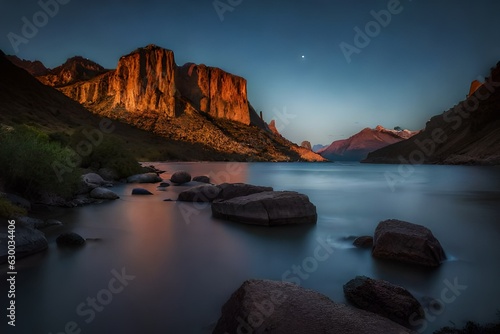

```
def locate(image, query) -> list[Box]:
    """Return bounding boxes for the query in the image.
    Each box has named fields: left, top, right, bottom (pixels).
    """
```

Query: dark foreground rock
left=127, top=173, right=162, bottom=183
left=372, top=219, right=446, bottom=267
left=212, top=191, right=317, bottom=226
left=132, top=188, right=153, bottom=195
left=56, top=232, right=86, bottom=246
left=212, top=279, right=414, bottom=334
left=170, top=171, right=191, bottom=184
left=217, top=183, right=273, bottom=201
left=343, top=276, right=424, bottom=327
left=0, top=225, right=48, bottom=264
left=177, top=184, right=221, bottom=202
left=353, top=236, right=373, bottom=248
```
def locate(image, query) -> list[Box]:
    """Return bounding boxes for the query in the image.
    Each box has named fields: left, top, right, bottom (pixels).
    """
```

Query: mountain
left=37, top=56, right=109, bottom=87
left=312, top=144, right=327, bottom=152
left=318, top=126, right=419, bottom=161
left=6, top=55, right=49, bottom=76
left=5, top=45, right=325, bottom=162
left=364, top=63, right=500, bottom=165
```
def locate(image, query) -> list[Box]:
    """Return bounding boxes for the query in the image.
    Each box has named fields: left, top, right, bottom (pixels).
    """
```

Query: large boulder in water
left=372, top=219, right=446, bottom=267
left=193, top=175, right=210, bottom=183
left=212, top=191, right=317, bottom=226
left=132, top=188, right=153, bottom=195
left=170, top=171, right=192, bottom=184
left=212, top=279, right=413, bottom=334
left=177, top=184, right=221, bottom=202
left=343, top=275, right=424, bottom=327
left=56, top=232, right=86, bottom=246
left=216, top=183, right=273, bottom=201
left=0, top=225, right=48, bottom=264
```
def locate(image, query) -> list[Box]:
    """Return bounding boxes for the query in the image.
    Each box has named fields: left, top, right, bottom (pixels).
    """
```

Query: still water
left=2, top=162, right=500, bottom=333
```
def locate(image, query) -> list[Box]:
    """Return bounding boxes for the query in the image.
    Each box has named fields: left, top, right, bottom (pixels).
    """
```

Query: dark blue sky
left=1, top=0, right=500, bottom=145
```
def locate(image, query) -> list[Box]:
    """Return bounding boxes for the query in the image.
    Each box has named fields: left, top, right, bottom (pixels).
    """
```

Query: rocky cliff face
left=319, top=126, right=419, bottom=161
left=364, top=62, right=500, bottom=165
left=37, top=56, right=108, bottom=87
left=5, top=46, right=325, bottom=162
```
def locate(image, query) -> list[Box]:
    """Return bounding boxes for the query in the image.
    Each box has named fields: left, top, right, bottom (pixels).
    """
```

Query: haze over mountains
left=3, top=45, right=325, bottom=162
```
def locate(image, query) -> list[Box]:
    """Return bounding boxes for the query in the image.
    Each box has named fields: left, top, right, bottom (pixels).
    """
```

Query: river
left=2, top=162, right=500, bottom=333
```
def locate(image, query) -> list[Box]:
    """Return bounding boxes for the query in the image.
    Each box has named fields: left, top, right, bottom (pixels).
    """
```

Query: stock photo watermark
left=385, top=76, right=500, bottom=191
left=7, top=0, right=72, bottom=54
left=213, top=0, right=243, bottom=22
left=339, top=0, right=409, bottom=64
left=48, top=267, right=135, bottom=334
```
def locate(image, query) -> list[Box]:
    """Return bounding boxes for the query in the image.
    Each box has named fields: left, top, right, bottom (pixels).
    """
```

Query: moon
left=301, top=55, right=305, bottom=59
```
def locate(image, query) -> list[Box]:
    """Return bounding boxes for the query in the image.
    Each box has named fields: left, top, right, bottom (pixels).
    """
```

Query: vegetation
left=0, top=125, right=81, bottom=199
left=435, top=316, right=500, bottom=334
left=0, top=196, right=27, bottom=218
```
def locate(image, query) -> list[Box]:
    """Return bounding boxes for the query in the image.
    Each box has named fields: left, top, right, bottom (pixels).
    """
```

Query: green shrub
left=0, top=125, right=80, bottom=198
left=69, top=128, right=142, bottom=178
left=0, top=196, right=27, bottom=218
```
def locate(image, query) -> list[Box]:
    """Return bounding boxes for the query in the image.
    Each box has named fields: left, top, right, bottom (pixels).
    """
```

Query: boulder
left=132, top=188, right=153, bottom=195
left=170, top=171, right=192, bottom=184
left=193, top=175, right=210, bottom=183
left=343, top=276, right=424, bottom=327
left=211, top=191, right=317, bottom=226
left=159, top=182, right=170, bottom=187
left=56, top=232, right=86, bottom=246
left=216, top=183, right=273, bottom=201
left=372, top=219, right=446, bottom=267
left=212, top=279, right=413, bottom=334
left=17, top=216, right=45, bottom=229
left=127, top=173, right=162, bottom=183
left=177, top=184, right=221, bottom=202
left=0, top=225, right=48, bottom=264
left=89, top=187, right=120, bottom=200
left=353, top=236, right=373, bottom=248
left=82, top=172, right=105, bottom=186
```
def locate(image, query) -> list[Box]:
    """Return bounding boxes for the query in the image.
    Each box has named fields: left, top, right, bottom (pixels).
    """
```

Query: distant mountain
left=364, top=64, right=500, bottom=165
left=5, top=45, right=325, bottom=162
left=318, top=126, right=419, bottom=161
left=6, top=55, right=49, bottom=76
left=312, top=144, right=327, bottom=152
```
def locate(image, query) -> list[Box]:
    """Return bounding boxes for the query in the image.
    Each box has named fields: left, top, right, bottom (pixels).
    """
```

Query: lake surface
left=2, top=162, right=500, bottom=334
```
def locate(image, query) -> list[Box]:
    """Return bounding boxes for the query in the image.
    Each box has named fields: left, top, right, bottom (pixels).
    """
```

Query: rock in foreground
left=212, top=279, right=414, bottom=334
left=177, top=184, right=221, bottom=202
left=373, top=219, right=446, bottom=267
left=90, top=187, right=120, bottom=200
left=212, top=191, right=317, bottom=226
left=0, top=225, right=48, bottom=264
left=56, top=232, right=86, bottom=246
left=217, top=183, right=273, bottom=201
left=127, top=173, right=162, bottom=183
left=343, top=276, right=424, bottom=327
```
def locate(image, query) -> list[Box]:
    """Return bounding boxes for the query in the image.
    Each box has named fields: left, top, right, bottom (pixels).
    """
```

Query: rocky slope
left=318, top=126, right=419, bottom=161
left=364, top=62, right=500, bottom=165
left=4, top=46, right=325, bottom=162
left=37, top=56, right=108, bottom=87
left=6, top=55, right=49, bottom=76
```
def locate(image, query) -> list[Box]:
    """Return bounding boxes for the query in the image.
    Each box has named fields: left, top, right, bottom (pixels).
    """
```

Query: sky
left=1, top=0, right=500, bottom=146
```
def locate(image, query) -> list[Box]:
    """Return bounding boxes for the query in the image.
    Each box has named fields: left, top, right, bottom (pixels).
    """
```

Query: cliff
left=364, top=62, right=500, bottom=165
left=319, top=126, right=419, bottom=161
left=5, top=46, right=325, bottom=162
left=37, top=56, right=108, bottom=87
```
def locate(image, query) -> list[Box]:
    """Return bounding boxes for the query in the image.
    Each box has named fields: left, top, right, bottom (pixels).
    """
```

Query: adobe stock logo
left=7, top=0, right=71, bottom=54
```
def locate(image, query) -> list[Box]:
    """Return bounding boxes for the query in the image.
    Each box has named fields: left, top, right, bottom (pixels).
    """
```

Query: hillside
left=364, top=63, right=500, bottom=165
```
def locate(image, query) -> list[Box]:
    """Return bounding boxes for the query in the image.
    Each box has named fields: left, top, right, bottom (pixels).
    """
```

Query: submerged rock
left=353, top=236, right=373, bottom=248
left=372, top=219, right=446, bottom=267
left=56, top=232, right=86, bottom=246
left=212, top=191, right=317, bottom=226
left=127, top=173, right=162, bottom=183
left=193, top=175, right=210, bottom=183
left=90, top=187, right=120, bottom=200
left=212, top=279, right=413, bottom=334
left=343, top=275, right=424, bottom=327
left=132, top=188, right=153, bottom=195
